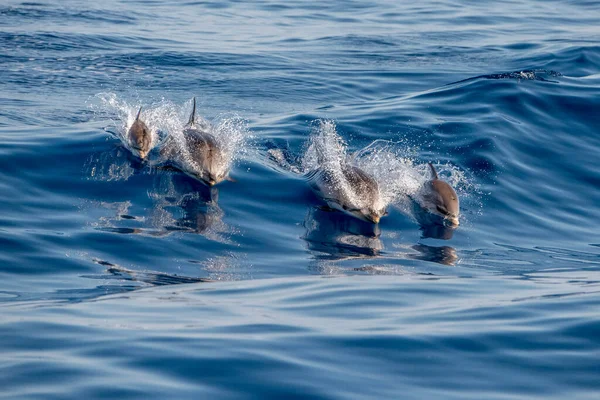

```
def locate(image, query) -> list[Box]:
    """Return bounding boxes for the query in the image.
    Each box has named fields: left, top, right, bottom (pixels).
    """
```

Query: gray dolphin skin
left=127, top=107, right=152, bottom=159
left=307, top=163, right=386, bottom=224
left=422, top=163, right=460, bottom=226
left=163, top=98, right=230, bottom=186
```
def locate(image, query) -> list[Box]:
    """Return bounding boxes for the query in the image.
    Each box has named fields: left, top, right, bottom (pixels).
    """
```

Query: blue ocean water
left=1, top=0, right=600, bottom=398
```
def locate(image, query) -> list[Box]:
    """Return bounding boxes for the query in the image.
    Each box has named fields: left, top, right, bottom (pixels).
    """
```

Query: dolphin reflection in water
left=90, top=172, right=231, bottom=242
left=147, top=174, right=232, bottom=242
left=303, top=207, right=459, bottom=273
left=408, top=243, right=458, bottom=266
left=303, top=206, right=383, bottom=261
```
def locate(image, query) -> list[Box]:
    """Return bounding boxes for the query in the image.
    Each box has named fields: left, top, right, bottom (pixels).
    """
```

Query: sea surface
left=1, top=0, right=600, bottom=399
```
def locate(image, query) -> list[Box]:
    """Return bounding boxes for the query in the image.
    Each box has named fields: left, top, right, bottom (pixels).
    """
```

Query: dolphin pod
left=119, top=100, right=461, bottom=229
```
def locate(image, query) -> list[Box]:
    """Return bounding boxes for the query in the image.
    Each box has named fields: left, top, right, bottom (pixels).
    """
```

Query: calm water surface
left=1, top=0, right=599, bottom=399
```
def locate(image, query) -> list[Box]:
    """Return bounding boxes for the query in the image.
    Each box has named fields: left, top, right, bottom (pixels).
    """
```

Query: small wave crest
left=452, top=69, right=562, bottom=85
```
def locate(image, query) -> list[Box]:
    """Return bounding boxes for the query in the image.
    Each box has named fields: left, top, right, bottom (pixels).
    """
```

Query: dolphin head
left=339, top=165, right=387, bottom=224
left=127, top=107, right=152, bottom=159
left=426, top=163, right=460, bottom=227
left=187, top=170, right=215, bottom=186
left=342, top=205, right=385, bottom=224
left=363, top=207, right=386, bottom=224
left=188, top=164, right=230, bottom=187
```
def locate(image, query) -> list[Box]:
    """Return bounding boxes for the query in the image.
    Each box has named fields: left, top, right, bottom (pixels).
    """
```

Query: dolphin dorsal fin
left=135, top=107, right=142, bottom=121
left=187, top=97, right=196, bottom=126
left=428, top=163, right=439, bottom=180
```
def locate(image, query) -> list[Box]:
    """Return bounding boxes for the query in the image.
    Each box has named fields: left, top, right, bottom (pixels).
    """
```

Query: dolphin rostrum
left=421, top=163, right=460, bottom=226
left=127, top=107, right=152, bottom=159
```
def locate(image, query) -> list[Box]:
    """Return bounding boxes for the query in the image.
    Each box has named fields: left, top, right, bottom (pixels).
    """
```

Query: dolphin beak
left=445, top=216, right=459, bottom=227
left=131, top=145, right=147, bottom=159
left=370, top=215, right=381, bottom=224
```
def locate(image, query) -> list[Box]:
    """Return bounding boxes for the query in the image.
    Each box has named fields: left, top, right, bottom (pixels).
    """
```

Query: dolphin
left=127, top=107, right=152, bottom=159
left=307, top=162, right=386, bottom=224
left=163, top=98, right=231, bottom=186
left=420, top=163, right=460, bottom=227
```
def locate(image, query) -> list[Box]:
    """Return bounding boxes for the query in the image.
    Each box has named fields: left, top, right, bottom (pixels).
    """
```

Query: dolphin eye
left=436, top=205, right=449, bottom=215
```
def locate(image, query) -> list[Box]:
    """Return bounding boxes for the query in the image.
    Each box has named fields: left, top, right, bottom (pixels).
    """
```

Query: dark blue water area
left=1, top=0, right=600, bottom=399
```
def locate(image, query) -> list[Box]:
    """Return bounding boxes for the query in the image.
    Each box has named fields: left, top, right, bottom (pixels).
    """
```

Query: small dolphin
left=421, top=163, right=460, bottom=226
left=127, top=107, right=152, bottom=159
left=161, top=98, right=232, bottom=186
left=307, top=162, right=386, bottom=224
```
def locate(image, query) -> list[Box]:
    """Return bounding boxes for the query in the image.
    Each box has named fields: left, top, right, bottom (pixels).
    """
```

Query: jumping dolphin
left=162, top=98, right=231, bottom=186
left=127, top=107, right=152, bottom=159
left=307, top=165, right=386, bottom=224
left=420, top=163, right=460, bottom=226
left=306, top=138, right=386, bottom=224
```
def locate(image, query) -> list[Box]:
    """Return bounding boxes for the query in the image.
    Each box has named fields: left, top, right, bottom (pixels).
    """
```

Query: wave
left=450, top=69, right=563, bottom=84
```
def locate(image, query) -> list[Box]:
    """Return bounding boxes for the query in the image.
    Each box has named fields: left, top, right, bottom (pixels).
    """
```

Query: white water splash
left=92, top=93, right=165, bottom=153
left=302, top=120, right=419, bottom=212
left=90, top=94, right=251, bottom=175
left=302, top=120, right=389, bottom=212
left=300, top=119, right=473, bottom=222
left=166, top=98, right=251, bottom=179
